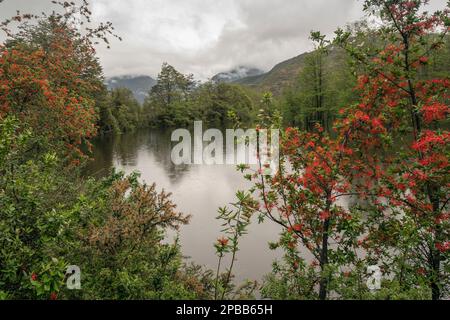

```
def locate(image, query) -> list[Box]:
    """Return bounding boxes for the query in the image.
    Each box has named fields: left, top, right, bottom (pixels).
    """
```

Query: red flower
left=306, top=141, right=315, bottom=149
left=419, top=56, right=429, bottom=64
left=435, top=242, right=450, bottom=253
left=387, top=100, right=398, bottom=108
left=417, top=268, right=426, bottom=276
left=421, top=103, right=448, bottom=124
left=31, top=273, right=38, bottom=282
left=217, top=237, right=229, bottom=247
left=412, top=131, right=449, bottom=153
left=371, top=118, right=384, bottom=133
left=355, top=110, right=370, bottom=122
left=319, top=210, right=331, bottom=221
left=435, top=213, right=449, bottom=224
left=50, top=292, right=58, bottom=300
left=288, top=241, right=296, bottom=249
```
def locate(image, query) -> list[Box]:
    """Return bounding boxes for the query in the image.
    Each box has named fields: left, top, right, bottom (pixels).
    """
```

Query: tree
left=195, top=82, right=254, bottom=126
left=1, top=2, right=220, bottom=300
left=239, top=122, right=364, bottom=300
left=240, top=0, right=449, bottom=301
left=100, top=87, right=142, bottom=134
left=335, top=0, right=450, bottom=300
left=0, top=3, right=117, bottom=162
left=0, top=116, right=75, bottom=299
left=282, top=31, right=356, bottom=131
left=61, top=171, right=201, bottom=299
left=145, top=63, right=196, bottom=127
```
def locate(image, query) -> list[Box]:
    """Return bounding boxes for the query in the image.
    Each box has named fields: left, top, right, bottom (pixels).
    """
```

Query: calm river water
left=85, top=128, right=283, bottom=283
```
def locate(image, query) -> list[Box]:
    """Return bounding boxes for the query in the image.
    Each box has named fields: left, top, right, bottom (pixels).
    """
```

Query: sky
left=0, top=0, right=447, bottom=80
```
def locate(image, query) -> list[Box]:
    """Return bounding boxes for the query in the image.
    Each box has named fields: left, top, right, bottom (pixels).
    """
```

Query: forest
left=0, top=0, right=449, bottom=301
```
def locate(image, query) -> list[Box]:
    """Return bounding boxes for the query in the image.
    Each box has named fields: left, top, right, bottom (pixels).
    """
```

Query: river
left=85, top=128, right=283, bottom=284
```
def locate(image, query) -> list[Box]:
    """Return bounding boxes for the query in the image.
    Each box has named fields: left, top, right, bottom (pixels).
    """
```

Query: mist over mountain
left=105, top=75, right=156, bottom=104
left=212, top=66, right=265, bottom=83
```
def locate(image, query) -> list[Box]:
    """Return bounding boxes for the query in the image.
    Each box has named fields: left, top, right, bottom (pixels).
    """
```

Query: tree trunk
left=429, top=184, right=442, bottom=300
left=402, top=32, right=442, bottom=300
left=319, top=217, right=330, bottom=300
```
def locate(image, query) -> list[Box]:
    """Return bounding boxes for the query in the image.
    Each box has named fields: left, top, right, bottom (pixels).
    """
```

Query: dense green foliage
left=98, top=87, right=144, bottom=134
left=0, top=3, right=217, bottom=300
left=0, top=119, right=214, bottom=299
left=281, top=35, right=357, bottom=131
left=143, top=63, right=255, bottom=128
left=280, top=32, right=450, bottom=133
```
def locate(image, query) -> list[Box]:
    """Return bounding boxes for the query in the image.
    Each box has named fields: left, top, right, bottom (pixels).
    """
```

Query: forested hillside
left=236, top=33, right=450, bottom=96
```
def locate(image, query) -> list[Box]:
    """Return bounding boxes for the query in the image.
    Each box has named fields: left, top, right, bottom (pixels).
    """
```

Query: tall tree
left=144, top=63, right=196, bottom=127
left=335, top=0, right=450, bottom=300
left=195, top=82, right=254, bottom=126
left=283, top=31, right=356, bottom=132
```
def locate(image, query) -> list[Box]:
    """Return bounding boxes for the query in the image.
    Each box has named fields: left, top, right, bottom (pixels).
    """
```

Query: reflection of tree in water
left=84, top=132, right=142, bottom=178
left=144, top=128, right=192, bottom=184
left=86, top=127, right=256, bottom=186
left=84, top=128, right=193, bottom=184
left=84, top=135, right=115, bottom=177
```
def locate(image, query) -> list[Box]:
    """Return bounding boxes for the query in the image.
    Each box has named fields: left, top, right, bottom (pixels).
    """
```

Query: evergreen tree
left=144, top=63, right=196, bottom=127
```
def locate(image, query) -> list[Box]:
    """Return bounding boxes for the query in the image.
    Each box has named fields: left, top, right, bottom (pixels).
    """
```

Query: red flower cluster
left=435, top=242, right=450, bottom=253
left=412, top=131, right=449, bottom=153
left=421, top=103, right=449, bottom=124
left=217, top=237, right=229, bottom=247
left=319, top=211, right=331, bottom=221
left=0, top=28, right=99, bottom=162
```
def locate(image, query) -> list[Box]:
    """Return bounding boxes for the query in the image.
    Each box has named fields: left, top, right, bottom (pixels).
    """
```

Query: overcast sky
left=0, top=0, right=447, bottom=79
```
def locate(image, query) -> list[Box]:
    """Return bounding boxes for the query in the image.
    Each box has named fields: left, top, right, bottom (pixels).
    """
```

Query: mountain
left=234, top=53, right=308, bottom=94
left=234, top=46, right=347, bottom=95
left=212, top=66, right=265, bottom=83
left=235, top=34, right=450, bottom=95
left=105, top=75, right=156, bottom=104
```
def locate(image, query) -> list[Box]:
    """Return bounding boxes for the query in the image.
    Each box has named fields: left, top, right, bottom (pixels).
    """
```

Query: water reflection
left=85, top=128, right=282, bottom=283
left=87, top=129, right=194, bottom=184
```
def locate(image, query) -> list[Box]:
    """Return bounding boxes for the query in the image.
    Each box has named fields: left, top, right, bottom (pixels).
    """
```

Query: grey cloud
left=1, top=0, right=448, bottom=80
left=91, top=0, right=365, bottom=79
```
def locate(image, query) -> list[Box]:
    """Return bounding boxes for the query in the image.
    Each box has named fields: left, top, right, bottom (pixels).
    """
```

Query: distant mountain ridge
left=212, top=66, right=265, bottom=83
left=233, top=34, right=450, bottom=95
left=232, top=46, right=350, bottom=95
left=233, top=51, right=312, bottom=95
left=105, top=75, right=156, bottom=104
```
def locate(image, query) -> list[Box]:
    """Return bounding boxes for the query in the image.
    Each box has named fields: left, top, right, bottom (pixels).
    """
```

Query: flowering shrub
left=334, top=0, right=450, bottom=300
left=241, top=0, right=450, bottom=300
